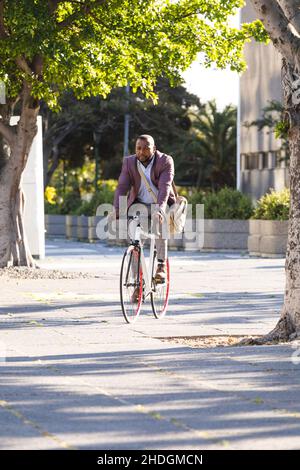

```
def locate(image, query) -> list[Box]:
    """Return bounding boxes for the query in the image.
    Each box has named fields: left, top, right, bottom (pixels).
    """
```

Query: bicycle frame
left=129, top=215, right=156, bottom=298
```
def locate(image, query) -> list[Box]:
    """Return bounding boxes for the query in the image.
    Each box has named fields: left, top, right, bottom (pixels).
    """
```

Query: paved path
left=1, top=240, right=299, bottom=450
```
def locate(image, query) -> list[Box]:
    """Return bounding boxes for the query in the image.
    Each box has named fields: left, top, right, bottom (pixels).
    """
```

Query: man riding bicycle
left=113, top=134, right=176, bottom=287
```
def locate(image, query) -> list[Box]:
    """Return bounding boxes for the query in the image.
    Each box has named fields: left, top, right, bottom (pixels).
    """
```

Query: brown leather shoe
left=155, top=263, right=166, bottom=283
left=131, top=287, right=140, bottom=303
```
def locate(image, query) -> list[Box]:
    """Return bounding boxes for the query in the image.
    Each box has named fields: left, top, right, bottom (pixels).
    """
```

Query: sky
left=182, top=61, right=239, bottom=110
left=182, top=11, right=240, bottom=110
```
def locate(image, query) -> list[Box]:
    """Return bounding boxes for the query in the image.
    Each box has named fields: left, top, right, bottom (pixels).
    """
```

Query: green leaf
left=0, top=0, right=267, bottom=107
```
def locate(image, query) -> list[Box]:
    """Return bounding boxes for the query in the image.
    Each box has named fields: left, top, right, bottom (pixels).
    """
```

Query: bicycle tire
left=150, top=255, right=170, bottom=320
left=120, top=245, right=143, bottom=324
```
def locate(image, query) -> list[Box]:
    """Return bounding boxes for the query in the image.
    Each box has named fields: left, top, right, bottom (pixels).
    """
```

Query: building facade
left=240, top=1, right=289, bottom=202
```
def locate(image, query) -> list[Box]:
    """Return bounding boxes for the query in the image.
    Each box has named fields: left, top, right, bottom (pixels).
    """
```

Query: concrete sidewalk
left=0, top=240, right=299, bottom=450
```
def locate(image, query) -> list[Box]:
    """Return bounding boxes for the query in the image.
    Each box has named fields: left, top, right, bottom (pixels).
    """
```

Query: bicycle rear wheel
left=120, top=245, right=143, bottom=324
left=151, top=255, right=170, bottom=319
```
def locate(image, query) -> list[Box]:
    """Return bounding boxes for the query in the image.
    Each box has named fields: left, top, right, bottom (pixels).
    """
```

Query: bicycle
left=120, top=215, right=170, bottom=324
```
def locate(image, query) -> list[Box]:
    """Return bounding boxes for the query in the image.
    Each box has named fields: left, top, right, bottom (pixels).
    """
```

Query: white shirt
left=137, top=156, right=158, bottom=204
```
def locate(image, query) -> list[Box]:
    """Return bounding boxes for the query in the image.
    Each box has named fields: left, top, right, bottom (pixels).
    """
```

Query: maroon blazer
left=113, top=150, right=176, bottom=213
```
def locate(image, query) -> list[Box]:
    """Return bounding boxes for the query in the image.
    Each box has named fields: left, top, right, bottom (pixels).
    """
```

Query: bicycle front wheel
left=151, top=257, right=170, bottom=319
left=120, top=245, right=143, bottom=324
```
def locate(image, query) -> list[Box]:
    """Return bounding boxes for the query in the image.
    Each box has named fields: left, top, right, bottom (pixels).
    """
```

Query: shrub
left=76, top=180, right=117, bottom=216
left=45, top=186, right=57, bottom=205
left=45, top=179, right=117, bottom=216
left=190, top=187, right=253, bottom=219
left=203, top=188, right=253, bottom=219
left=61, top=192, right=83, bottom=214
left=176, top=185, right=195, bottom=198
left=253, top=188, right=290, bottom=220
left=45, top=180, right=254, bottom=220
left=189, top=189, right=206, bottom=206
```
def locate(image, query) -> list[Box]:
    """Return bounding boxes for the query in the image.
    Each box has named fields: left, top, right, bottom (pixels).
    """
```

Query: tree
left=244, top=99, right=290, bottom=164
left=128, top=77, right=203, bottom=183
left=0, top=0, right=266, bottom=267
left=244, top=0, right=300, bottom=342
left=42, top=80, right=202, bottom=189
left=41, top=92, right=120, bottom=188
left=182, top=100, right=237, bottom=189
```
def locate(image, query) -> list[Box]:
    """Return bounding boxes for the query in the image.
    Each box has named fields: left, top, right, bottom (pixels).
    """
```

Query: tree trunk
left=246, top=60, right=300, bottom=344
left=260, top=125, right=300, bottom=342
left=277, top=123, right=300, bottom=338
left=46, top=144, right=60, bottom=188
left=0, top=170, right=34, bottom=267
left=0, top=105, right=39, bottom=268
left=43, top=122, right=77, bottom=188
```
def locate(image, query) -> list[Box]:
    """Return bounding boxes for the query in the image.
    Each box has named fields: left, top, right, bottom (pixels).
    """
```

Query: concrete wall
left=11, top=116, right=45, bottom=259
left=240, top=2, right=282, bottom=154
left=248, top=219, right=288, bottom=257
left=241, top=167, right=289, bottom=203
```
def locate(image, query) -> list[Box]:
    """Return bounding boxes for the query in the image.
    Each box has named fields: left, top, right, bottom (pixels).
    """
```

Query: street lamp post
left=236, top=8, right=241, bottom=191
left=123, top=83, right=130, bottom=157
left=93, top=129, right=101, bottom=191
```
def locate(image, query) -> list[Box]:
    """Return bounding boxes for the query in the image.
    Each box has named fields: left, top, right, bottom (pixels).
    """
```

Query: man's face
left=135, top=139, right=155, bottom=163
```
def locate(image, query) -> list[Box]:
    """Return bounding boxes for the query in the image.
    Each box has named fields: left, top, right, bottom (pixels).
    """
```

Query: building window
left=241, top=150, right=288, bottom=170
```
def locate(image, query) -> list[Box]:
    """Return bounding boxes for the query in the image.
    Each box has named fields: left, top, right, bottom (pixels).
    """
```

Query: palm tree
left=186, top=100, right=237, bottom=190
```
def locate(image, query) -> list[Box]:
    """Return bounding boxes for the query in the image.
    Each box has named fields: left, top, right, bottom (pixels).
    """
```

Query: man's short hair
left=137, top=134, right=155, bottom=146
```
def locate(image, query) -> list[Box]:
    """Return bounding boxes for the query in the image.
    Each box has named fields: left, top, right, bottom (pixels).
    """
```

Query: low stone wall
left=66, top=215, right=78, bottom=240
left=248, top=220, right=288, bottom=257
left=77, top=215, right=89, bottom=241
left=45, top=215, right=66, bottom=237
left=88, top=216, right=105, bottom=242
left=143, top=219, right=249, bottom=251
left=203, top=220, right=249, bottom=251
left=46, top=214, right=110, bottom=243
left=45, top=215, right=250, bottom=251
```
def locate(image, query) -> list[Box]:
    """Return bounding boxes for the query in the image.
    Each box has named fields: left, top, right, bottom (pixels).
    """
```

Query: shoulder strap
left=172, top=181, right=178, bottom=198
left=137, top=163, right=158, bottom=203
left=137, top=154, right=178, bottom=202
left=161, top=153, right=178, bottom=198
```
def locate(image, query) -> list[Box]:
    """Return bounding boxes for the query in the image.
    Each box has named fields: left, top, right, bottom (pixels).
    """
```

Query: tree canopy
left=0, top=0, right=269, bottom=268
left=0, top=0, right=268, bottom=111
left=182, top=100, right=237, bottom=188
left=42, top=80, right=202, bottom=185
